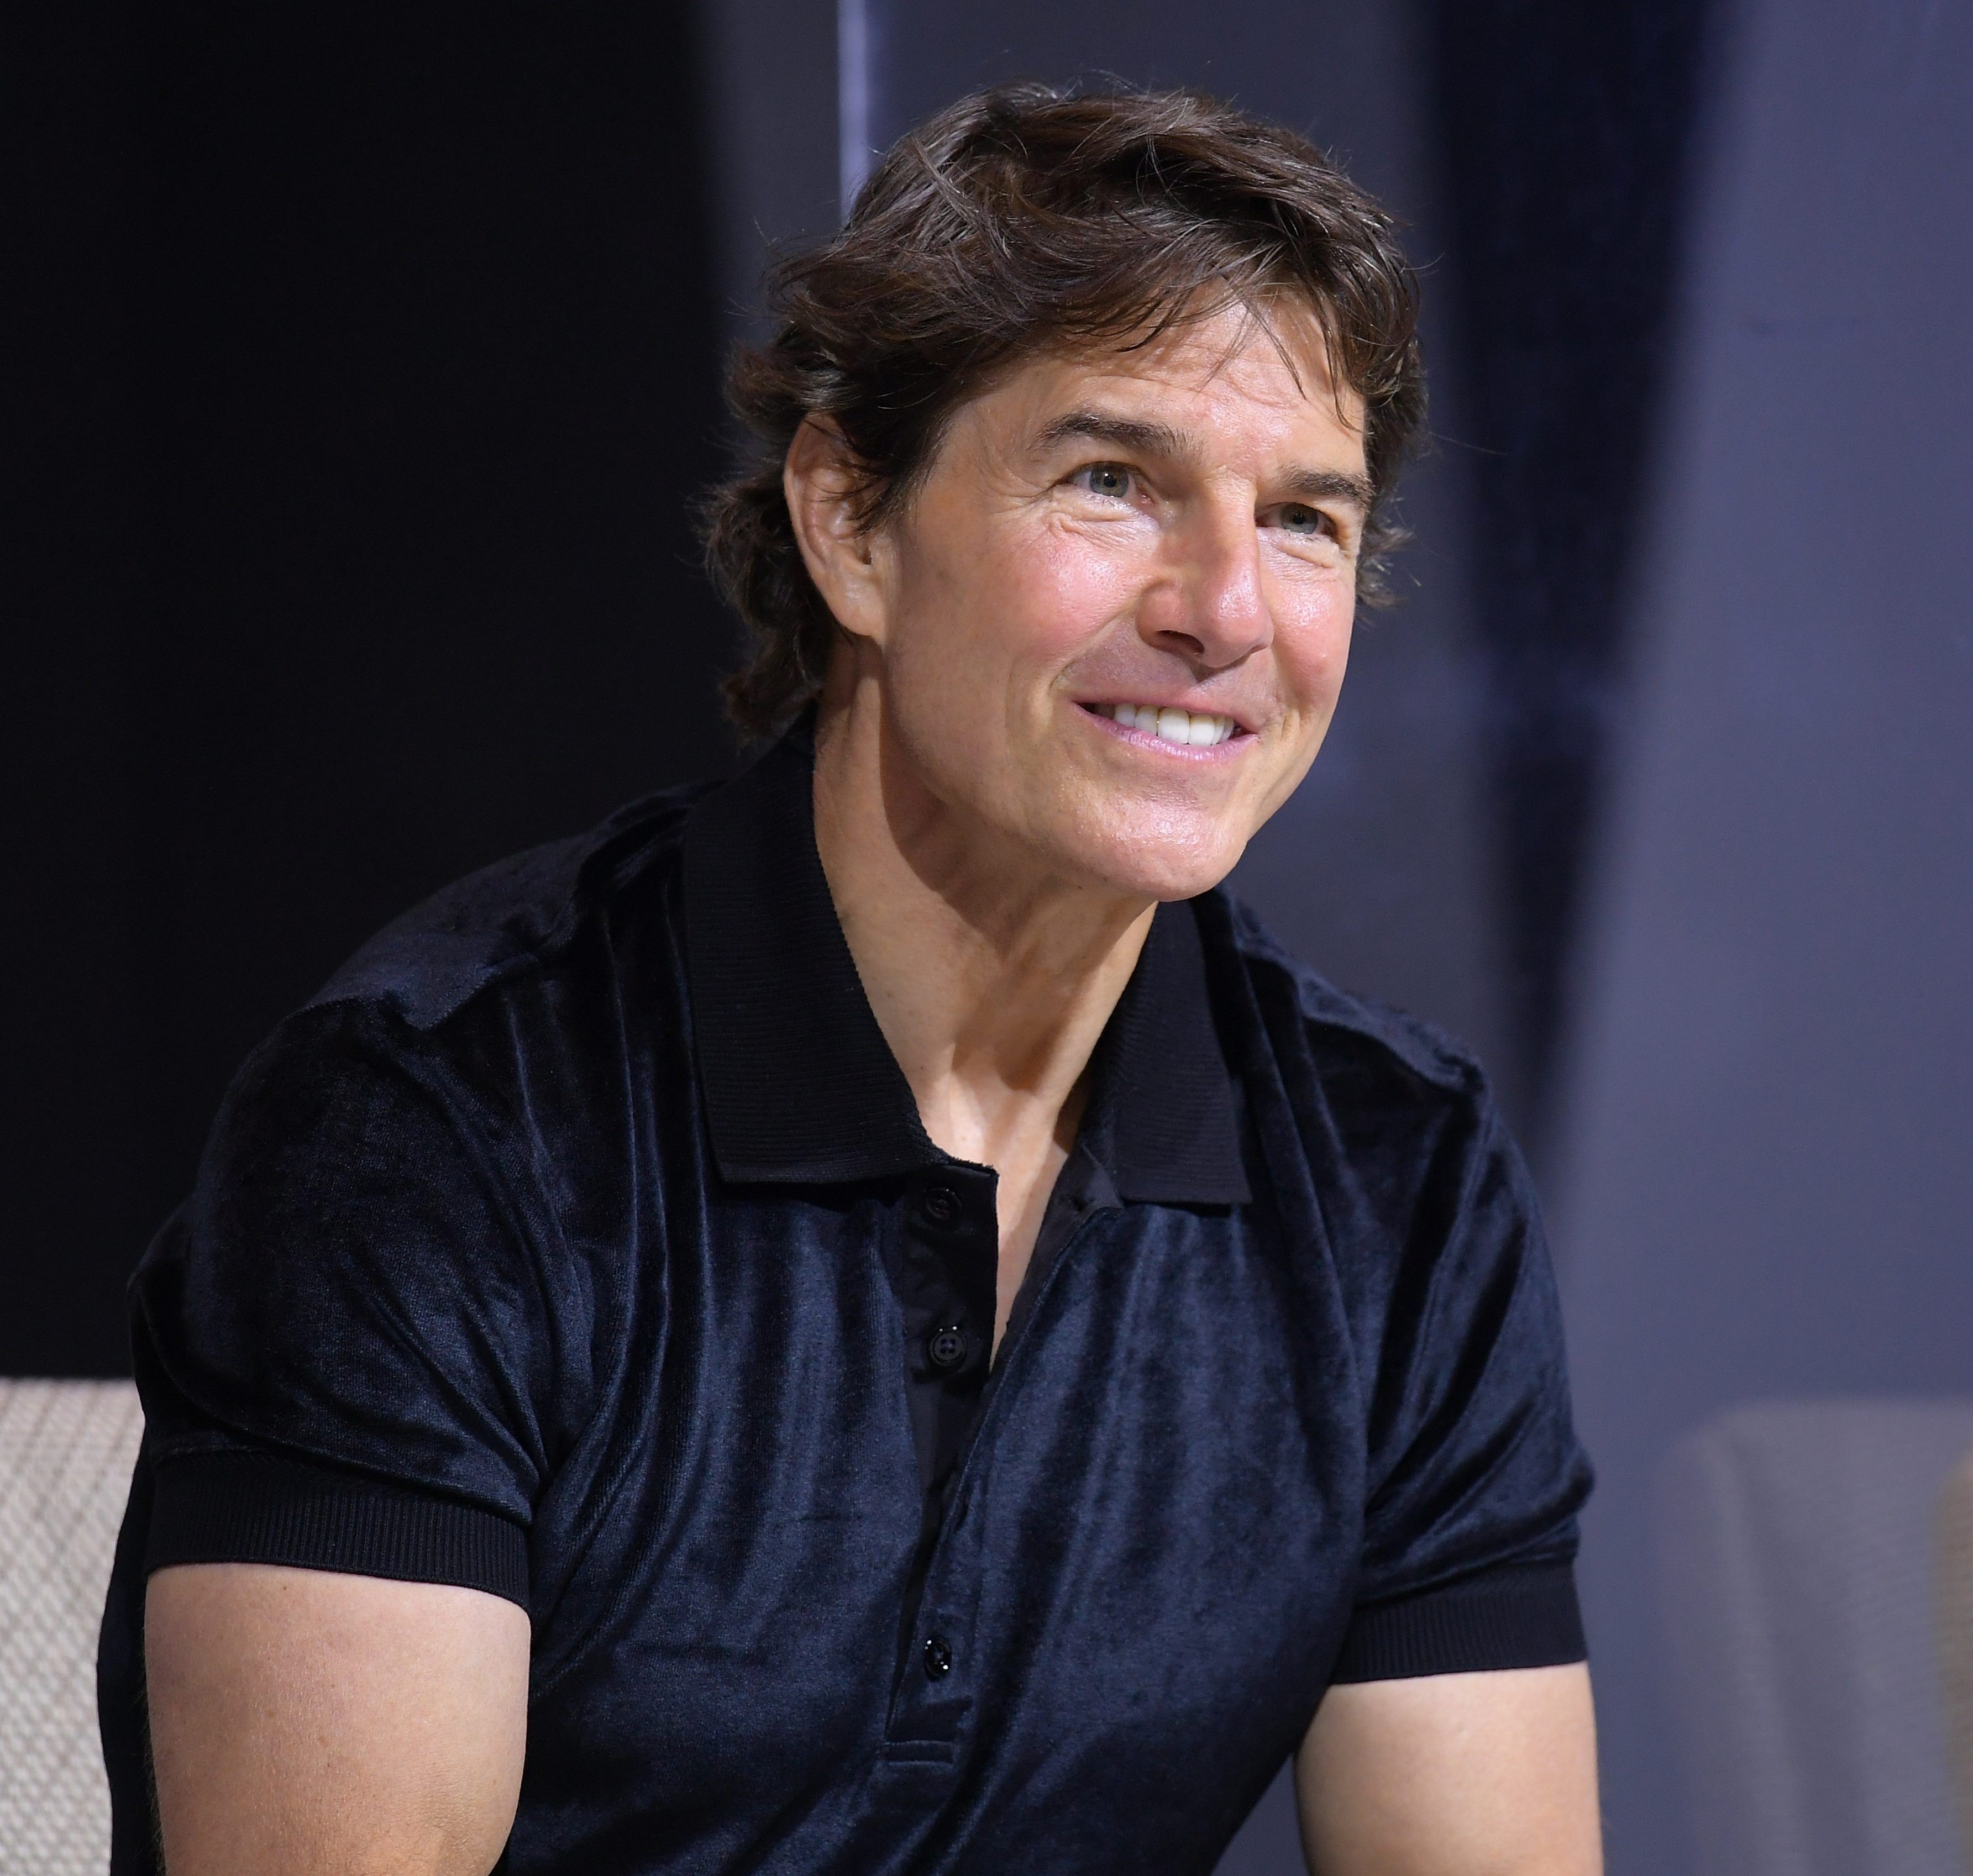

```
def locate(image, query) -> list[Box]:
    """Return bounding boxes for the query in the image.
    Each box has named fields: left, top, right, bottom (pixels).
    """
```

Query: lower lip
left=1077, top=703, right=1251, bottom=761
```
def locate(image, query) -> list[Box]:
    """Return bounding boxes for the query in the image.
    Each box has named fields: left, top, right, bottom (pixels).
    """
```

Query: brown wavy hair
left=701, top=83, right=1426, bottom=738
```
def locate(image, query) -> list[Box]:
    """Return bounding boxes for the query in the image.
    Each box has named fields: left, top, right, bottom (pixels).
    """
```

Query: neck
left=810, top=676, right=1153, bottom=1174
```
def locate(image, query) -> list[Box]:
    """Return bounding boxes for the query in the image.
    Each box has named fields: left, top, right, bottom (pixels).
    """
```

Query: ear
left=784, top=417, right=892, bottom=645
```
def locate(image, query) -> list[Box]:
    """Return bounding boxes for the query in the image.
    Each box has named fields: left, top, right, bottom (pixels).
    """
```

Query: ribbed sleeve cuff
left=146, top=1448, right=529, bottom=1609
left=1331, top=1562, right=1585, bottom=1683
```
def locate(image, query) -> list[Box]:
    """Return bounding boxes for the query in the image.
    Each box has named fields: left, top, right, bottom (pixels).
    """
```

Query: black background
left=7, top=7, right=736, bottom=1375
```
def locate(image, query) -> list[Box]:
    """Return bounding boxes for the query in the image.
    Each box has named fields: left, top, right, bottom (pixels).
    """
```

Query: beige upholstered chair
left=1937, top=1444, right=1973, bottom=1873
left=0, top=1379, right=145, bottom=1876
left=1657, top=1400, right=1973, bottom=1876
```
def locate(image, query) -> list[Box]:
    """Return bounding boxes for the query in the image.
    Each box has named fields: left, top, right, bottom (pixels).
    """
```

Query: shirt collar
left=681, top=722, right=1250, bottom=1206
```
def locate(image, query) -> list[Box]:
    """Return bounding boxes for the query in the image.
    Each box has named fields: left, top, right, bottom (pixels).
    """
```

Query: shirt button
left=920, top=1185, right=960, bottom=1227
left=923, top=1634, right=953, bottom=1680
left=926, top=1324, right=968, bottom=1372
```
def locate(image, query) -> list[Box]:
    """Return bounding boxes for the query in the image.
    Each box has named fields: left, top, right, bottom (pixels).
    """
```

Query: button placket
left=891, top=1484, right=988, bottom=1748
left=897, top=1186, right=1125, bottom=1736
left=879, top=1163, right=1000, bottom=1755
left=898, top=1165, right=997, bottom=1397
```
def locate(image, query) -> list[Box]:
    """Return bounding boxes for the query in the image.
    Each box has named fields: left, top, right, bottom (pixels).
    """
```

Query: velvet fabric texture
left=102, top=724, right=1591, bottom=1875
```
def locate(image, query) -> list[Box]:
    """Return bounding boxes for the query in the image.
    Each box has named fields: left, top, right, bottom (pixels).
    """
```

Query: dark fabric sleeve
left=146, top=1447, right=529, bottom=1606
left=1331, top=1562, right=1584, bottom=1682
left=129, top=997, right=578, bottom=1595
left=1335, top=1075, right=1593, bottom=1680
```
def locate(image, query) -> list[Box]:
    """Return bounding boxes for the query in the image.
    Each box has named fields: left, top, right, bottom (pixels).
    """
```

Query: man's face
left=828, top=300, right=1369, bottom=902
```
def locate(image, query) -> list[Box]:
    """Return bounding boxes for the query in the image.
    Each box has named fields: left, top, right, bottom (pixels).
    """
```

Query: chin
left=1054, top=816, right=1247, bottom=905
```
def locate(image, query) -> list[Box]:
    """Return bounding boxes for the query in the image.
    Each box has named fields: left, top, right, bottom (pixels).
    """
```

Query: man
left=103, top=85, right=1599, bottom=1874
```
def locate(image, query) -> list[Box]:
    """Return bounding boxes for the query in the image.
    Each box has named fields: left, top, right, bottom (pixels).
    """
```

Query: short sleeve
left=1331, top=1087, right=1593, bottom=1681
left=130, top=997, right=573, bottom=1605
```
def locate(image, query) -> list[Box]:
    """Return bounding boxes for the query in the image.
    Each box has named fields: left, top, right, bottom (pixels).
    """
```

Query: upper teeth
left=1106, top=702, right=1237, bottom=747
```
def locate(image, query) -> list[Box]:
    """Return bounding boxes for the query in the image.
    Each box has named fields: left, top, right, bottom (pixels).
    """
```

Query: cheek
left=996, top=525, right=1145, bottom=669
left=894, top=518, right=1130, bottom=690
left=1272, top=580, right=1356, bottom=713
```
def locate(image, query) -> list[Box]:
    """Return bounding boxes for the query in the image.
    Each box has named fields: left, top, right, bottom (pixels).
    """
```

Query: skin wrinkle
left=1033, top=410, right=1376, bottom=530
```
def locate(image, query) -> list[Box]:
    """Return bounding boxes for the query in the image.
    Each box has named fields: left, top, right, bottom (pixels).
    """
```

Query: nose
left=1136, top=495, right=1274, bottom=672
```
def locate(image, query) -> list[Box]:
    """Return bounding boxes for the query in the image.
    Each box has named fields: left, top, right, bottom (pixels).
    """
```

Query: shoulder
left=303, top=781, right=718, bottom=1034
left=1200, top=895, right=1587, bottom=1595
left=1203, top=888, right=1494, bottom=1121
left=1198, top=886, right=1532, bottom=1281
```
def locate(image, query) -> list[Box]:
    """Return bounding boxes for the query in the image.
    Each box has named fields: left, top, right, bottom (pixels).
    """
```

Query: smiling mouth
left=1083, top=701, right=1243, bottom=748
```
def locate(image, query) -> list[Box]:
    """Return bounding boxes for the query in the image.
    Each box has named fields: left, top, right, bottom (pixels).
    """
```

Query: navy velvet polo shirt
left=99, top=723, right=1592, bottom=1876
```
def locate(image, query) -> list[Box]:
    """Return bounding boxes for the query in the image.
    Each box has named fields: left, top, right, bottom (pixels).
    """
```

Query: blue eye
left=1279, top=503, right=1329, bottom=537
left=1078, top=464, right=1132, bottom=499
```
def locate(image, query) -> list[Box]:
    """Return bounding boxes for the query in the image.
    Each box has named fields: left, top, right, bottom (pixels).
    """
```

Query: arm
left=1295, top=1664, right=1601, bottom=1876
left=145, top=1563, right=530, bottom=1876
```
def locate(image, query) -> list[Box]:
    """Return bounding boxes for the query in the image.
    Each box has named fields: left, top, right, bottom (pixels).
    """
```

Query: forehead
left=952, top=299, right=1367, bottom=469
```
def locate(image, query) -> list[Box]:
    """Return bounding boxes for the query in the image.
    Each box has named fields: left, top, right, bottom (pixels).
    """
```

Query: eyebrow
left=1036, top=409, right=1375, bottom=517
left=1281, top=466, right=1376, bottom=514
